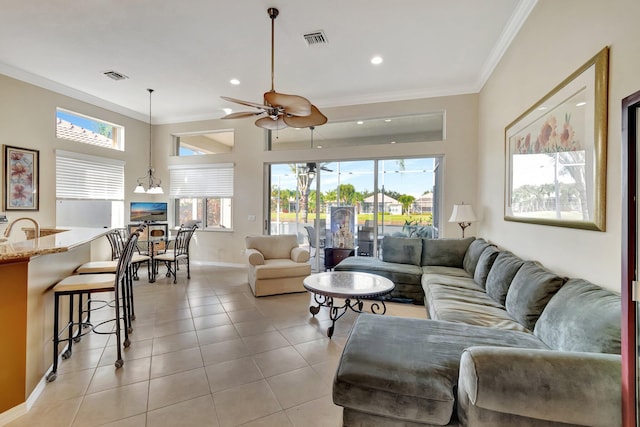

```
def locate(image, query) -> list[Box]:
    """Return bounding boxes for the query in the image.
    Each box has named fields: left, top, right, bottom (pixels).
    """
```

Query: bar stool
left=46, top=229, right=140, bottom=382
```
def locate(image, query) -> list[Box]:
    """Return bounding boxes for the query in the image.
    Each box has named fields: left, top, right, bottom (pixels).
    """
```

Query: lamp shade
left=449, top=204, right=477, bottom=223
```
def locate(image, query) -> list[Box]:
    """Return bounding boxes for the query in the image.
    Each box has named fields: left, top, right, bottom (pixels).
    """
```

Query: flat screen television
left=130, top=202, right=168, bottom=222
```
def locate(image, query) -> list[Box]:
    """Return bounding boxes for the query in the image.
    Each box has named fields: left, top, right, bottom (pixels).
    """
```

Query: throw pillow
left=485, top=251, right=525, bottom=305
left=381, top=236, right=422, bottom=266
left=505, top=261, right=565, bottom=331
left=462, top=238, right=491, bottom=275
left=420, top=237, right=474, bottom=267
left=473, top=246, right=500, bottom=289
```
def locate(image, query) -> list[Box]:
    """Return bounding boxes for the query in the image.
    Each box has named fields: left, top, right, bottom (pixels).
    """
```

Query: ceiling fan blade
left=264, top=91, right=311, bottom=117
left=220, top=96, right=269, bottom=111
left=221, top=111, right=264, bottom=119
left=283, top=105, right=328, bottom=128
left=255, top=116, right=287, bottom=131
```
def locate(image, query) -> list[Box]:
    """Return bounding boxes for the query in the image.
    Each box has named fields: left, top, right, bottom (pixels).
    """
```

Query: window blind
left=56, top=150, right=125, bottom=200
left=169, top=163, right=234, bottom=198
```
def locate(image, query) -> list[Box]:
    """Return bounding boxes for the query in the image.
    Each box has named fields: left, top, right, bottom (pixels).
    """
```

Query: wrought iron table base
left=309, top=293, right=387, bottom=338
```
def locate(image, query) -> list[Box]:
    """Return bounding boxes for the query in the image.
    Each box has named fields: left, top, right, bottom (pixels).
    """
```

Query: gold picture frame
left=504, top=47, right=608, bottom=231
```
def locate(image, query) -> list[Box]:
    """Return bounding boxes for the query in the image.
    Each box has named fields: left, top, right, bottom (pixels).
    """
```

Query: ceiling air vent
left=103, top=70, right=129, bottom=81
left=303, top=30, right=328, bottom=46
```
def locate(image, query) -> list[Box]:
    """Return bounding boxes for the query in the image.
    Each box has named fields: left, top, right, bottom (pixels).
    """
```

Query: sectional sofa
left=332, top=237, right=621, bottom=426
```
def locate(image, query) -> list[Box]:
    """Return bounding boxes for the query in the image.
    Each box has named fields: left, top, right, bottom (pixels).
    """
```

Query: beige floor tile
left=311, top=359, right=341, bottom=384
left=252, top=346, right=309, bottom=378
left=196, top=324, right=240, bottom=345
left=153, top=308, right=192, bottom=323
left=193, top=313, right=232, bottom=330
left=153, top=318, right=195, bottom=337
left=72, top=381, right=149, bottom=427
left=87, top=357, right=151, bottom=394
left=189, top=295, right=222, bottom=307
left=227, top=308, right=266, bottom=323
left=285, top=394, right=343, bottom=427
left=243, top=331, right=290, bottom=354
left=233, top=319, right=276, bottom=337
left=34, top=369, right=94, bottom=408
left=205, top=356, right=264, bottom=392
left=152, top=330, right=199, bottom=355
left=279, top=324, right=328, bottom=345
left=200, top=338, right=251, bottom=365
left=146, top=394, right=219, bottom=427
left=99, top=339, right=153, bottom=367
left=221, top=298, right=256, bottom=312
left=213, top=380, right=281, bottom=427
left=99, top=413, right=147, bottom=427
left=5, top=396, right=82, bottom=427
left=56, top=346, right=104, bottom=374
left=190, top=303, right=226, bottom=317
left=216, top=292, right=250, bottom=302
left=238, top=411, right=293, bottom=427
left=294, top=338, right=343, bottom=365
left=267, top=367, right=331, bottom=409
left=147, top=367, right=211, bottom=411
left=150, top=346, right=204, bottom=378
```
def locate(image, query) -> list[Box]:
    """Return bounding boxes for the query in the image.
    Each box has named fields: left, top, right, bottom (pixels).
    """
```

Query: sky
left=271, top=158, right=436, bottom=198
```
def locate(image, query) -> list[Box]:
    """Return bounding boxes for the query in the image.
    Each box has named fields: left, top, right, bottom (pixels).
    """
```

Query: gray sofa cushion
left=485, top=251, right=525, bottom=305
left=333, top=314, right=548, bottom=426
left=420, top=237, right=474, bottom=267
left=334, top=256, right=423, bottom=285
left=381, top=236, right=422, bottom=266
left=462, top=238, right=491, bottom=276
left=421, top=265, right=470, bottom=277
left=473, top=246, right=500, bottom=289
left=505, top=261, right=565, bottom=331
left=534, top=278, right=621, bottom=354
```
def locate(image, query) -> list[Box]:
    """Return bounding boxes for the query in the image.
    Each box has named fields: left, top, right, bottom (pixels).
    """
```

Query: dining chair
left=304, top=225, right=325, bottom=259
left=154, top=224, right=197, bottom=283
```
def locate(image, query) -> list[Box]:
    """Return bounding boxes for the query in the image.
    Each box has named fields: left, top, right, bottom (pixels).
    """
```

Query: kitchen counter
left=0, top=227, right=109, bottom=261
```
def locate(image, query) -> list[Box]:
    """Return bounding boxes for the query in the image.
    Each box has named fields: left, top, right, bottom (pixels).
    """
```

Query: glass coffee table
left=303, top=271, right=395, bottom=338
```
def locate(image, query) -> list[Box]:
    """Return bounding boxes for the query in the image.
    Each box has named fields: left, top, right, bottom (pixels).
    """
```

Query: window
left=169, top=163, right=234, bottom=229
left=55, top=150, right=125, bottom=228
left=175, top=130, right=234, bottom=156
left=56, top=108, right=124, bottom=151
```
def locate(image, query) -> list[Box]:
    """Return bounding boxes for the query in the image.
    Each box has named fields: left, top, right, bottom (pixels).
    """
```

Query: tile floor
left=7, top=264, right=425, bottom=427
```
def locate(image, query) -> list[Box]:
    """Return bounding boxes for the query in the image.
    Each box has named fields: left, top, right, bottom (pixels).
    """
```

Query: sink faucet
left=4, top=217, right=41, bottom=240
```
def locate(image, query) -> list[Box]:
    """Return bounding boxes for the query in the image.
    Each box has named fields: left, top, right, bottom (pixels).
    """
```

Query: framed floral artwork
left=504, top=47, right=608, bottom=231
left=4, top=145, right=39, bottom=211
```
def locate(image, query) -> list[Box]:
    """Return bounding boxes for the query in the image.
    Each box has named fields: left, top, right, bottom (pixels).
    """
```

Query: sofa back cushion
left=245, top=234, right=297, bottom=260
left=382, top=236, right=422, bottom=266
left=421, top=237, right=474, bottom=267
left=534, top=279, right=621, bottom=354
left=472, top=246, right=500, bottom=289
left=485, top=251, right=525, bottom=305
left=462, top=238, right=491, bottom=276
left=505, top=261, right=565, bottom=331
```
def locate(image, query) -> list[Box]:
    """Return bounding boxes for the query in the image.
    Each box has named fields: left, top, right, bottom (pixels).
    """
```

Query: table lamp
left=449, top=203, right=477, bottom=237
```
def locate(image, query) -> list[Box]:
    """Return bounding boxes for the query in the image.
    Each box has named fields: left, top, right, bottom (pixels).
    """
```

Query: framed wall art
left=504, top=47, right=609, bottom=231
left=4, top=145, right=39, bottom=211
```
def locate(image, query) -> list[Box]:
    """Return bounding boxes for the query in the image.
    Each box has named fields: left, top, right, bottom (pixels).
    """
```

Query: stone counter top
left=0, top=227, right=109, bottom=262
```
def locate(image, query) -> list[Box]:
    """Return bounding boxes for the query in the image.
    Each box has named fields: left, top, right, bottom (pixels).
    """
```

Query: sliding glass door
left=268, top=157, right=441, bottom=272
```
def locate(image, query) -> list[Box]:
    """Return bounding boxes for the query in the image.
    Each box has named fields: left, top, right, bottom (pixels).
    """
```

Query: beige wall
left=478, top=0, right=640, bottom=292
left=0, top=74, right=150, bottom=230
left=157, top=94, right=479, bottom=265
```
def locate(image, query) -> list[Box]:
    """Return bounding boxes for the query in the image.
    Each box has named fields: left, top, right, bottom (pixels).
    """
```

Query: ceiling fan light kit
left=221, top=7, right=327, bottom=130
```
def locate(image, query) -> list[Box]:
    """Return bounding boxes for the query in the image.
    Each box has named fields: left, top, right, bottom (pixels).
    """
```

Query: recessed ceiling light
left=317, top=145, right=323, bottom=149
left=223, top=108, right=232, bottom=115
left=537, top=106, right=547, bottom=111
left=230, top=78, right=240, bottom=85
left=384, top=119, right=391, bottom=122
left=390, top=141, right=397, bottom=144
left=371, top=56, right=383, bottom=65
left=576, top=101, right=587, bottom=107
left=357, top=121, right=364, bottom=125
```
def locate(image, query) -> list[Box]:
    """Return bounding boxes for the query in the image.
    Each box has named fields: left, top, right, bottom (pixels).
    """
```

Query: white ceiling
left=0, top=0, right=536, bottom=124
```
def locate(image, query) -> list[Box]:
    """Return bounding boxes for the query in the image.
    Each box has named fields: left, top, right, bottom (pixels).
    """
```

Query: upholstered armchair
left=245, top=234, right=311, bottom=297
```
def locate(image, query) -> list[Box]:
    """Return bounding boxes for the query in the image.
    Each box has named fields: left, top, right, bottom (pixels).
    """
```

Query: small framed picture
left=4, top=145, right=39, bottom=211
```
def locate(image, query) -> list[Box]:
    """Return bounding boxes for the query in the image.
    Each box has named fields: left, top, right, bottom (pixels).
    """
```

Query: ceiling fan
left=220, top=7, right=327, bottom=131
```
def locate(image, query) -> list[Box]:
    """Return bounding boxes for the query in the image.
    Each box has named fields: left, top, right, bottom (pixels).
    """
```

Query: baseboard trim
left=0, top=402, right=26, bottom=427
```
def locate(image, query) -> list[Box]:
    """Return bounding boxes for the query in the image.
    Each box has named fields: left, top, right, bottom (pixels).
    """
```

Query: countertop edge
left=0, top=227, right=109, bottom=261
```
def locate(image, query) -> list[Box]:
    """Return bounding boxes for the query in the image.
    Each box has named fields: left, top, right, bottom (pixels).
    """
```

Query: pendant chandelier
left=134, top=88, right=163, bottom=194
